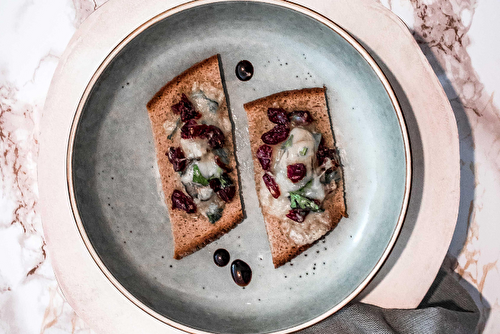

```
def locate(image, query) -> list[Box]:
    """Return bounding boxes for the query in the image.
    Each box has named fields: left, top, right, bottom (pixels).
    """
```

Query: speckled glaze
left=69, top=2, right=409, bottom=333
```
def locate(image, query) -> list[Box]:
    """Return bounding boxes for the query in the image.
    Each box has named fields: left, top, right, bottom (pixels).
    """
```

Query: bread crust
left=244, top=88, right=347, bottom=268
left=147, top=55, right=243, bottom=259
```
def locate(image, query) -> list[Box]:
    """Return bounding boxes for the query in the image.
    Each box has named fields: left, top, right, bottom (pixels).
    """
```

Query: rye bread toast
left=146, top=55, right=243, bottom=259
left=244, top=88, right=347, bottom=268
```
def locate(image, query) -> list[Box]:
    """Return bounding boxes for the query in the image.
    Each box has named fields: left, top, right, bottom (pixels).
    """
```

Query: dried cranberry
left=287, top=163, right=307, bottom=183
left=316, top=140, right=338, bottom=166
left=286, top=209, right=309, bottom=223
left=215, top=155, right=231, bottom=172
left=289, top=110, right=313, bottom=125
left=217, top=186, right=236, bottom=203
left=209, top=178, right=222, bottom=192
left=166, top=147, right=186, bottom=172
left=256, top=145, right=273, bottom=171
left=261, top=124, right=290, bottom=145
left=267, top=108, right=289, bottom=125
left=263, top=173, right=280, bottom=198
left=181, top=119, right=199, bottom=139
left=205, top=125, right=225, bottom=149
left=209, top=176, right=236, bottom=203
left=171, top=189, right=196, bottom=213
left=180, top=120, right=209, bottom=140
left=171, top=94, right=200, bottom=122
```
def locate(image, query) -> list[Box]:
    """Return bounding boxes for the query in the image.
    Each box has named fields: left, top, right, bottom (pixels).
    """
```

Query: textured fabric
left=299, top=267, right=479, bottom=334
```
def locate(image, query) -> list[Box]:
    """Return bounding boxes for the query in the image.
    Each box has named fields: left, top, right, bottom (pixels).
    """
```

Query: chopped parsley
left=192, top=165, right=209, bottom=186
left=289, top=192, right=323, bottom=212
left=281, top=134, right=294, bottom=150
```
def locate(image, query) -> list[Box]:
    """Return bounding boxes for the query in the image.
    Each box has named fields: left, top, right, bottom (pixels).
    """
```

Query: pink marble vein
left=0, top=0, right=104, bottom=333
left=383, top=0, right=500, bottom=332
left=1, top=0, right=499, bottom=333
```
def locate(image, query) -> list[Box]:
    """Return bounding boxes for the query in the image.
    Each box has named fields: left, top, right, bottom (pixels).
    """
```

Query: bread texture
left=244, top=88, right=347, bottom=268
left=146, top=55, right=243, bottom=259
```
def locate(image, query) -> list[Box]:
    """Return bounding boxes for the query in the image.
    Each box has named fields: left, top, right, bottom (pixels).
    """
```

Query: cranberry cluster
left=180, top=119, right=225, bottom=149
left=168, top=94, right=233, bottom=214
left=256, top=107, right=339, bottom=223
left=259, top=108, right=315, bottom=198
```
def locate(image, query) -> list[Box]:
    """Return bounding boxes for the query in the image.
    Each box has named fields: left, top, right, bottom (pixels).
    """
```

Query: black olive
left=213, top=249, right=230, bottom=267
left=231, top=260, right=252, bottom=286
left=235, top=60, right=254, bottom=81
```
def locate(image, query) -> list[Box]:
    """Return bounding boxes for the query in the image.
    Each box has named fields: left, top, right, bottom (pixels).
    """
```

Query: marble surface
left=0, top=0, right=498, bottom=333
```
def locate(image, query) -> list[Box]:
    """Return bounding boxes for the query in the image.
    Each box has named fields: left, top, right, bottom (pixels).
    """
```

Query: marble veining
left=1, top=0, right=499, bottom=333
left=379, top=0, right=500, bottom=332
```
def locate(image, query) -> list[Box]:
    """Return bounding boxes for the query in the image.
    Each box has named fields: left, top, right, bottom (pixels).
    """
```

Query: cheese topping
left=180, top=138, right=210, bottom=160
left=260, top=125, right=339, bottom=246
left=273, top=128, right=316, bottom=195
left=281, top=212, right=331, bottom=246
left=171, top=83, right=232, bottom=221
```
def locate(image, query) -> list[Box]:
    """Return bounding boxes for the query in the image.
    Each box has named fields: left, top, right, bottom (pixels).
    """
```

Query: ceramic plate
left=68, top=1, right=410, bottom=333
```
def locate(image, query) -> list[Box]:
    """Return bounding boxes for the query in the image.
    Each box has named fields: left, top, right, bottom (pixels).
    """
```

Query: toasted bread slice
left=147, top=55, right=243, bottom=259
left=244, top=88, right=347, bottom=268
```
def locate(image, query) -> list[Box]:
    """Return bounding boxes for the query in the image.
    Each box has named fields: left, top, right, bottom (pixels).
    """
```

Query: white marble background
left=0, top=0, right=498, bottom=333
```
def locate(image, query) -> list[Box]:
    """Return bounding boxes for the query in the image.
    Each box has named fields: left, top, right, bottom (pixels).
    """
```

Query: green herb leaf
left=281, top=134, right=294, bottom=150
left=300, top=147, right=308, bottom=156
left=294, top=180, right=312, bottom=195
left=192, top=165, right=209, bottom=186
left=290, top=192, right=323, bottom=212
left=207, top=207, right=223, bottom=224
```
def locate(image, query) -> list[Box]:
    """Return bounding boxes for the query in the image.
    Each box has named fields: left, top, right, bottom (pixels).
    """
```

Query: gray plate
left=71, top=1, right=409, bottom=333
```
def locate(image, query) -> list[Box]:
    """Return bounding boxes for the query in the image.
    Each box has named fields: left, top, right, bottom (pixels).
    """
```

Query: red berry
left=171, top=189, right=196, bottom=213
left=205, top=125, right=225, bottom=149
left=267, top=108, right=289, bottom=125
left=171, top=94, right=200, bottom=122
left=287, top=163, right=307, bottom=183
left=263, top=173, right=280, bottom=198
left=256, top=145, right=273, bottom=171
left=217, top=186, right=236, bottom=203
left=286, top=209, right=309, bottom=223
left=166, top=147, right=186, bottom=172
left=261, top=124, right=290, bottom=145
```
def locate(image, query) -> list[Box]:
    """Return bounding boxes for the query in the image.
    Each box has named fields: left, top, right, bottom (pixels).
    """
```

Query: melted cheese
left=180, top=138, right=210, bottom=160
left=163, top=119, right=177, bottom=134
left=196, top=153, right=221, bottom=179
left=260, top=127, right=335, bottom=246
left=273, top=128, right=317, bottom=196
left=259, top=178, right=291, bottom=218
left=281, top=211, right=331, bottom=246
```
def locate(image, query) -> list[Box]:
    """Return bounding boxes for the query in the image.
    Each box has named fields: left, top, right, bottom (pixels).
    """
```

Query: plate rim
left=65, top=0, right=412, bottom=333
